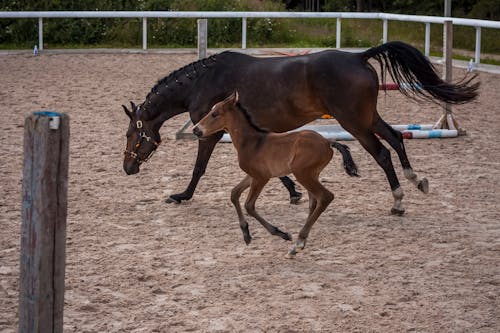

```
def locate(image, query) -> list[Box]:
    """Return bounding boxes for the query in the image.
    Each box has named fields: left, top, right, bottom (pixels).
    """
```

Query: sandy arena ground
left=0, top=52, right=499, bottom=332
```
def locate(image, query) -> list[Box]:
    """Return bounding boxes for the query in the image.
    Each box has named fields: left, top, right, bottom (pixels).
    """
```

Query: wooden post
left=197, top=19, right=208, bottom=60
left=19, top=112, right=69, bottom=333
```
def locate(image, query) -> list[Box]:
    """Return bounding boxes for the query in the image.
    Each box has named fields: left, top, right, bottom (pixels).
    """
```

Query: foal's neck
left=226, top=106, right=267, bottom=152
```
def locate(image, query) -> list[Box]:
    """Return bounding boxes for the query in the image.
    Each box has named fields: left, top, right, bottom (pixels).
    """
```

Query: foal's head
left=122, top=102, right=161, bottom=175
left=192, top=91, right=239, bottom=139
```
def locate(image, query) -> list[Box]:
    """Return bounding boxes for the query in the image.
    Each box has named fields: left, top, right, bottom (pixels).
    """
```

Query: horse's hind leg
left=374, top=118, right=429, bottom=194
left=279, top=176, right=302, bottom=204
left=244, top=178, right=292, bottom=242
left=356, top=131, right=406, bottom=215
left=286, top=176, right=334, bottom=258
left=231, top=175, right=253, bottom=245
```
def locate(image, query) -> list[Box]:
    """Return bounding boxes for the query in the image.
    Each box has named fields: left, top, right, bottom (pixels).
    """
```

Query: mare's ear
left=122, top=105, right=133, bottom=120
left=130, top=101, right=137, bottom=112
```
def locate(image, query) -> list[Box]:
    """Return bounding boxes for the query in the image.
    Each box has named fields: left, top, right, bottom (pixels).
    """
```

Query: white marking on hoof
left=403, top=168, right=417, bottom=183
left=295, top=240, right=306, bottom=252
left=285, top=248, right=297, bottom=259
left=391, top=187, right=405, bottom=215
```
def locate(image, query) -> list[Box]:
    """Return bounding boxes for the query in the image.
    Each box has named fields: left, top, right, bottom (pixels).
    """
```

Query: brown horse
left=123, top=41, right=479, bottom=214
left=192, top=92, right=359, bottom=258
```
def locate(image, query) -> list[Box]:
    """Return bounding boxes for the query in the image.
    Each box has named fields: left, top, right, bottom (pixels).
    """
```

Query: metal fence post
left=475, top=26, right=481, bottom=64
left=142, top=17, right=147, bottom=50
left=19, top=111, right=69, bottom=333
left=382, top=19, right=388, bottom=43
left=424, top=22, right=430, bottom=57
left=242, top=17, right=247, bottom=49
left=38, top=17, right=43, bottom=51
left=197, top=19, right=207, bottom=59
left=336, top=17, right=341, bottom=49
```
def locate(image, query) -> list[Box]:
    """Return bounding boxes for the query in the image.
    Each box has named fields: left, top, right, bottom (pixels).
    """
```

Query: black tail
left=362, top=41, right=479, bottom=104
left=331, top=142, right=359, bottom=177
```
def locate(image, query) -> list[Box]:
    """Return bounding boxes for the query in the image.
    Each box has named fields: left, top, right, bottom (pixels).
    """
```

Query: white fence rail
left=1, top=11, right=499, bottom=63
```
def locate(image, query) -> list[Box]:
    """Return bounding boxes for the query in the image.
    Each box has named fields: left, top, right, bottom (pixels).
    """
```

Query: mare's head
left=122, top=102, right=162, bottom=175
left=192, top=91, right=239, bottom=139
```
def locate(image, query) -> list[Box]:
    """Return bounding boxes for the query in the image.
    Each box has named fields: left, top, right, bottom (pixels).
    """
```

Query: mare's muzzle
left=123, top=160, right=140, bottom=175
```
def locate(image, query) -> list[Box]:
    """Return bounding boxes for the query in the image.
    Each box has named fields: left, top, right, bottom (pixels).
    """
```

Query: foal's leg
left=374, top=118, right=429, bottom=194
left=286, top=176, right=334, bottom=258
left=356, top=131, right=406, bottom=215
left=231, top=175, right=253, bottom=245
left=244, top=178, right=292, bottom=241
left=308, top=190, right=317, bottom=216
left=279, top=176, right=303, bottom=204
left=168, top=132, right=300, bottom=204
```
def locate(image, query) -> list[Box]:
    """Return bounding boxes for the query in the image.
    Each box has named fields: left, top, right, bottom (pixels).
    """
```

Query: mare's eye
left=211, top=112, right=218, bottom=118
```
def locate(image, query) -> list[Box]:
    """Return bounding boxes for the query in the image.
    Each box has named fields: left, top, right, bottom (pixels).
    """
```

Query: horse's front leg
left=231, top=175, right=253, bottom=244
left=166, top=131, right=223, bottom=204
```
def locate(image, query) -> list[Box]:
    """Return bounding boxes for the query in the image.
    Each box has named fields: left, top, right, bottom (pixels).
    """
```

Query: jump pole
left=220, top=123, right=458, bottom=143
left=19, top=111, right=69, bottom=333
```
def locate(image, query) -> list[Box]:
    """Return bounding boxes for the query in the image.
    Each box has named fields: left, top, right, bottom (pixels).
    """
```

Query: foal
left=192, top=92, right=358, bottom=257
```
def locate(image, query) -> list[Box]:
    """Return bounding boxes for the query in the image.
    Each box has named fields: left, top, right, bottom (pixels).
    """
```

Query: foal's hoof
left=390, top=207, right=406, bottom=216
left=285, top=240, right=306, bottom=259
left=274, top=229, right=292, bottom=241
left=290, top=192, right=302, bottom=205
left=285, top=248, right=297, bottom=259
left=418, top=178, right=429, bottom=194
left=243, top=233, right=252, bottom=245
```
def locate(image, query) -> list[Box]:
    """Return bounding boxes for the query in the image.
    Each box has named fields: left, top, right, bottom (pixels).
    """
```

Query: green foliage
left=0, top=0, right=498, bottom=56
left=147, top=0, right=290, bottom=47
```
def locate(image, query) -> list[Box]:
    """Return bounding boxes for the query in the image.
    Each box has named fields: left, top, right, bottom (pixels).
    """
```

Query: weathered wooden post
left=19, top=112, right=69, bottom=333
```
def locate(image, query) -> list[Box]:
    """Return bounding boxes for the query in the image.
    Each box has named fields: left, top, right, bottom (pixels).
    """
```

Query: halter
left=124, top=120, right=161, bottom=164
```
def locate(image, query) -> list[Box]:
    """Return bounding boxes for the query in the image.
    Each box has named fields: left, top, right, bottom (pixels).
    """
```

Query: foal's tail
left=332, top=142, right=359, bottom=177
left=362, top=41, right=479, bottom=104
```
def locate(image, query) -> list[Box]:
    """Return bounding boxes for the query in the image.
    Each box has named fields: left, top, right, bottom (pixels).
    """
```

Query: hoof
left=165, top=196, right=181, bottom=204
left=418, top=178, right=429, bottom=194
left=285, top=248, right=297, bottom=259
left=390, top=207, right=405, bottom=216
left=243, top=233, right=252, bottom=245
left=290, top=192, right=302, bottom=205
left=274, top=228, right=292, bottom=241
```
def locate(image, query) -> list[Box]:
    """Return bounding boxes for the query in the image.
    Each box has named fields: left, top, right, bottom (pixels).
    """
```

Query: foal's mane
left=235, top=102, right=269, bottom=134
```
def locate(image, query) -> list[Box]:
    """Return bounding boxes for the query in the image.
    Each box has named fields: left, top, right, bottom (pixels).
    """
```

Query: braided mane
left=150, top=53, right=219, bottom=95
left=139, top=52, right=225, bottom=120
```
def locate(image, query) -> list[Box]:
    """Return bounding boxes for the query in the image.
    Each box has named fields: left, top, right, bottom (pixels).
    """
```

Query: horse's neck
left=226, top=110, right=266, bottom=153
left=141, top=56, right=221, bottom=121
left=141, top=87, right=188, bottom=122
